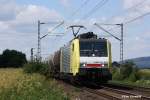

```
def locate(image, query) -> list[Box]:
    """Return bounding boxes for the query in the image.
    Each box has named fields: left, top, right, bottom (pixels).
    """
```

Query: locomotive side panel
left=60, top=44, right=71, bottom=73
left=53, top=51, right=61, bottom=72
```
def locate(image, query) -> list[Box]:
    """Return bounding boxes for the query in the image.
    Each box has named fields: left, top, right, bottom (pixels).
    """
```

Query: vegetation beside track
left=112, top=61, right=150, bottom=88
left=109, top=80, right=150, bottom=88
left=23, top=62, right=50, bottom=77
left=0, top=68, right=69, bottom=100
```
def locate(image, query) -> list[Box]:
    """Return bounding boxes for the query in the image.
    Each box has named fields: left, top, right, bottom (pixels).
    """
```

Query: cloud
left=11, top=5, right=62, bottom=34
left=106, top=0, right=150, bottom=24
left=123, top=0, right=142, bottom=9
left=16, top=5, right=62, bottom=24
left=123, top=0, right=150, bottom=13
left=0, top=0, right=17, bottom=21
left=60, top=0, right=70, bottom=7
left=0, top=1, right=63, bottom=59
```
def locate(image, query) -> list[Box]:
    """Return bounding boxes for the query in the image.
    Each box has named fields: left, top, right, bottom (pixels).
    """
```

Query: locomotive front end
left=78, top=38, right=112, bottom=83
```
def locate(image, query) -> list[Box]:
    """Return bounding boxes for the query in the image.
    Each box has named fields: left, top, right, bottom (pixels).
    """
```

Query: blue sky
left=0, top=0, right=150, bottom=61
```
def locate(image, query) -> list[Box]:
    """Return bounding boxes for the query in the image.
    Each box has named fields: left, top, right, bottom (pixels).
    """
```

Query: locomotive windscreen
left=79, top=39, right=107, bottom=57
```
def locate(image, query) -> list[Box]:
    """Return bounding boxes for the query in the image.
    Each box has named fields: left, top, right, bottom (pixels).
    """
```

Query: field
left=0, top=68, right=69, bottom=100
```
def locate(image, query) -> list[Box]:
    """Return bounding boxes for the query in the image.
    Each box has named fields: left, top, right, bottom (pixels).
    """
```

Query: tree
left=0, top=49, right=27, bottom=68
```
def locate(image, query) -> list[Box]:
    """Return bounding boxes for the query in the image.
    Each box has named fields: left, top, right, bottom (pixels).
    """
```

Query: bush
left=23, top=62, right=50, bottom=77
left=127, top=72, right=137, bottom=82
left=120, top=61, right=134, bottom=79
left=112, top=68, right=124, bottom=80
left=112, top=61, right=139, bottom=82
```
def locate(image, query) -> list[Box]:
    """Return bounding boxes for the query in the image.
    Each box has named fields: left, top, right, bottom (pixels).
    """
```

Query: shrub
left=127, top=72, right=137, bottom=82
left=111, top=67, right=117, bottom=75
left=112, top=61, right=139, bottom=82
left=120, top=61, right=134, bottom=79
left=112, top=68, right=124, bottom=80
left=23, top=62, right=50, bottom=77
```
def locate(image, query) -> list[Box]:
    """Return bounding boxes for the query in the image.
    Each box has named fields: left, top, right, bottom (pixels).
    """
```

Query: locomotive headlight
left=102, top=64, right=104, bottom=67
left=83, top=64, right=86, bottom=67
left=80, top=63, right=86, bottom=67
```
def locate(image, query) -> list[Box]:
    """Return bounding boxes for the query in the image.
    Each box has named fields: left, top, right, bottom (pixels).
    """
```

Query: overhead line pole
left=37, top=20, right=45, bottom=62
left=37, top=20, right=41, bottom=62
left=37, top=20, right=64, bottom=62
left=94, top=23, right=124, bottom=64
left=40, top=21, right=64, bottom=40
left=117, top=23, right=124, bottom=64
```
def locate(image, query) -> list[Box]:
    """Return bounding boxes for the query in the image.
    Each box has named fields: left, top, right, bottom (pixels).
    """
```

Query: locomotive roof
left=68, top=32, right=108, bottom=44
left=79, top=38, right=107, bottom=42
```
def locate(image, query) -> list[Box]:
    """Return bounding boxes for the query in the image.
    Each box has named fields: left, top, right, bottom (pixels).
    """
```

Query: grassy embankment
left=0, top=68, right=69, bottom=100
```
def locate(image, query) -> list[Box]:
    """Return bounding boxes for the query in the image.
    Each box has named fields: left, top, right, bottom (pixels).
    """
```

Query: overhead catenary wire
left=124, top=11, right=150, bottom=24
left=93, top=8, right=150, bottom=44
left=40, top=21, right=64, bottom=39
left=43, top=0, right=108, bottom=36
left=48, top=0, right=91, bottom=31
left=70, top=0, right=91, bottom=19
left=95, top=10, right=150, bottom=36
left=104, top=0, right=148, bottom=23
left=40, top=0, right=90, bottom=38
left=94, top=23, right=121, bottom=41
left=82, top=0, right=109, bottom=19
left=96, top=1, right=150, bottom=35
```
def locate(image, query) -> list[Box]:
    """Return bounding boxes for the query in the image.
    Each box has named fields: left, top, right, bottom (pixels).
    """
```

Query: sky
left=0, top=0, right=150, bottom=61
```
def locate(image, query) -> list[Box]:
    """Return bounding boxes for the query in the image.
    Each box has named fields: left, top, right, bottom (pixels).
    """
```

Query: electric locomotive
left=49, top=32, right=112, bottom=84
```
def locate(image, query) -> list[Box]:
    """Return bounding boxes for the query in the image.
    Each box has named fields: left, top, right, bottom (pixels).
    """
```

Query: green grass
left=0, top=68, right=69, bottom=100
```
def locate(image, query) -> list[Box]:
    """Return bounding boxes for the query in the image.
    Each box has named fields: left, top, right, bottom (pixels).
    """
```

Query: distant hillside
left=127, top=56, right=150, bottom=69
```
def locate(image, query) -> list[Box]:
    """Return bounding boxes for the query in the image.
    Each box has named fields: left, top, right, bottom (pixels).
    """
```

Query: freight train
left=48, top=32, right=112, bottom=84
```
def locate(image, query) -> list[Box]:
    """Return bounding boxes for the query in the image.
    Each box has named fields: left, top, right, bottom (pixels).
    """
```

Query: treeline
left=0, top=49, right=27, bottom=68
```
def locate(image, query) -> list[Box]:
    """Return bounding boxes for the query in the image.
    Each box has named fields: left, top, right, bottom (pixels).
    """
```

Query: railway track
left=83, top=86, right=150, bottom=100
left=101, top=86, right=150, bottom=100
left=102, top=83, right=150, bottom=98
left=105, top=82, right=150, bottom=93
left=83, top=87, right=121, bottom=100
left=56, top=79, right=150, bottom=100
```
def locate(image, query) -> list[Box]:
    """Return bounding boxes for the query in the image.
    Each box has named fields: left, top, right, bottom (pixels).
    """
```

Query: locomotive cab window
left=79, top=40, right=108, bottom=57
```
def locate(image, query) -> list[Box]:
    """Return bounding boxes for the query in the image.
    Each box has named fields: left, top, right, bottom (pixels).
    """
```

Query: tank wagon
left=49, top=32, right=112, bottom=84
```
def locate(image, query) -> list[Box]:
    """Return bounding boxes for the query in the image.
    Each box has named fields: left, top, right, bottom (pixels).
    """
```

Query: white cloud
left=16, top=5, right=62, bottom=24
left=106, top=0, right=150, bottom=24
left=0, top=1, right=63, bottom=59
left=60, top=0, right=70, bottom=7
left=123, top=0, right=142, bottom=9
left=123, top=0, right=150, bottom=13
